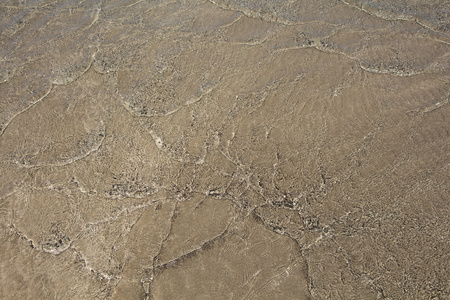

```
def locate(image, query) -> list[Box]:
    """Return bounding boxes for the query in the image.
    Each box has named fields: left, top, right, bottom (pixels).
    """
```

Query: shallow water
left=1, top=0, right=449, bottom=299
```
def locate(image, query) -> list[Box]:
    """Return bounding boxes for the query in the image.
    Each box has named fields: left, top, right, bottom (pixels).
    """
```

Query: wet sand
left=1, top=0, right=449, bottom=299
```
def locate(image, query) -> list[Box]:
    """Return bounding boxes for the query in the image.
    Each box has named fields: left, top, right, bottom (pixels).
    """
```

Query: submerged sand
left=1, top=0, right=449, bottom=299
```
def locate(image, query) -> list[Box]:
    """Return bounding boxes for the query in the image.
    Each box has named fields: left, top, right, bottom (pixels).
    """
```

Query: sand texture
left=1, top=0, right=449, bottom=299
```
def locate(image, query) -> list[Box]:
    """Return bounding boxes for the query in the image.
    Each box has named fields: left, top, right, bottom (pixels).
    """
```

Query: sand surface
left=1, top=0, right=449, bottom=299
